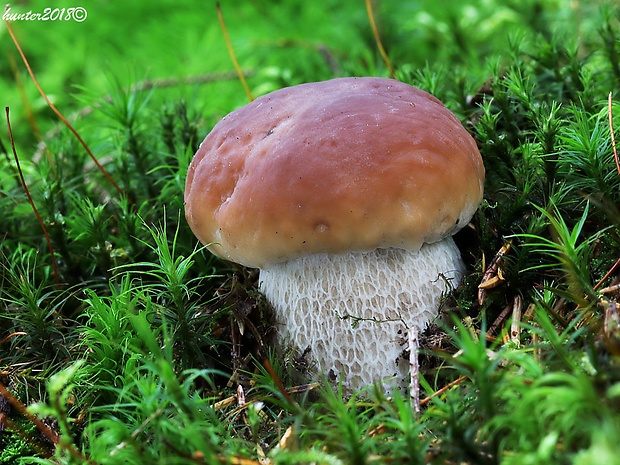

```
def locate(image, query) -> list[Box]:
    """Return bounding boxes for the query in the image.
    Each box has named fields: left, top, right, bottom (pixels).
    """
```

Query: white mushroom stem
left=259, top=239, right=465, bottom=397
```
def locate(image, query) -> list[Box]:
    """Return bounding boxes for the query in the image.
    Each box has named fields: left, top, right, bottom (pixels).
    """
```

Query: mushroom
left=185, top=77, right=484, bottom=398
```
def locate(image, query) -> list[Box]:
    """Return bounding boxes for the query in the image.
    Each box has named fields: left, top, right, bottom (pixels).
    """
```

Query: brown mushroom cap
left=185, top=77, right=485, bottom=268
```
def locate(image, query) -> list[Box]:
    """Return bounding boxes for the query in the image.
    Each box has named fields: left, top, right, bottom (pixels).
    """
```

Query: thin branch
left=510, top=294, right=523, bottom=345
left=33, top=71, right=252, bottom=162
left=365, top=0, right=395, bottom=78
left=5, top=107, right=61, bottom=287
left=408, top=326, right=420, bottom=414
left=594, top=257, right=620, bottom=291
left=4, top=16, right=125, bottom=198
left=261, top=358, right=295, bottom=405
left=420, top=375, right=468, bottom=407
left=8, top=53, right=41, bottom=140
left=478, top=240, right=512, bottom=305
left=0, top=412, right=53, bottom=457
left=488, top=302, right=513, bottom=336
left=608, top=92, right=620, bottom=176
left=599, top=283, right=620, bottom=295
left=0, top=381, right=59, bottom=445
left=217, top=2, right=254, bottom=102
left=0, top=332, right=27, bottom=346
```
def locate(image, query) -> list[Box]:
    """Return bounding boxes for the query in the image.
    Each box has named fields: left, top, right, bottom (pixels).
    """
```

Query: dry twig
left=0, top=382, right=60, bottom=447
left=608, top=92, right=620, bottom=176
left=510, top=294, right=523, bottom=346
left=408, top=326, right=420, bottom=414
left=478, top=240, right=512, bottom=305
left=420, top=375, right=468, bottom=407
left=365, top=0, right=395, bottom=78
left=5, top=15, right=124, bottom=198
left=488, top=302, right=513, bottom=337
left=217, top=2, right=254, bottom=101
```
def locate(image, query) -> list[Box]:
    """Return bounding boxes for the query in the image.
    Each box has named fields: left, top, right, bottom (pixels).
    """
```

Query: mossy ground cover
left=1, top=0, right=620, bottom=463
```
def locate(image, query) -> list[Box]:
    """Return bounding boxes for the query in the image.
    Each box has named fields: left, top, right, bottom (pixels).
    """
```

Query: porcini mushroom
left=185, top=77, right=484, bottom=398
